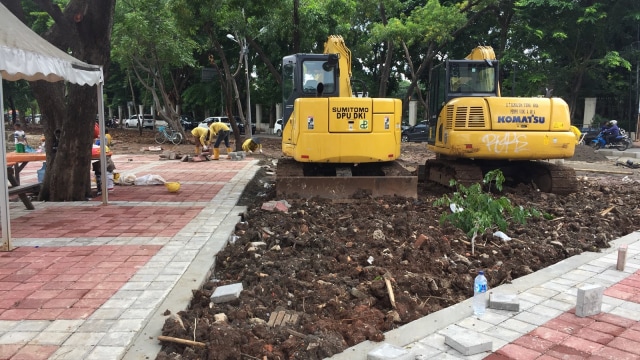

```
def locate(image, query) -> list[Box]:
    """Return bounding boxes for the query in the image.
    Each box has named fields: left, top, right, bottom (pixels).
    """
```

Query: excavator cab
left=446, top=59, right=500, bottom=101
left=281, top=54, right=339, bottom=127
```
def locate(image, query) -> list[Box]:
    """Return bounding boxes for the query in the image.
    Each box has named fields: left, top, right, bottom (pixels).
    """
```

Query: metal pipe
left=243, top=41, right=252, bottom=138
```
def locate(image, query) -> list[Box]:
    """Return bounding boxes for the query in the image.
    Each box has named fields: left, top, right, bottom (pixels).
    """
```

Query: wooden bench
left=8, top=183, right=41, bottom=210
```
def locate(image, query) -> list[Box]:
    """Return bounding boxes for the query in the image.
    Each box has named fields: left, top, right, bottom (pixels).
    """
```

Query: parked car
left=200, top=116, right=256, bottom=135
left=274, top=119, right=283, bottom=137
left=180, top=115, right=198, bottom=130
left=124, top=114, right=167, bottom=129
left=233, top=116, right=257, bottom=135
left=200, top=116, right=233, bottom=133
left=401, top=121, right=429, bottom=142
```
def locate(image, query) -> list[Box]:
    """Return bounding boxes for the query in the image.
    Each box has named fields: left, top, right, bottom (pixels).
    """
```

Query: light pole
left=227, top=34, right=252, bottom=138
left=511, top=60, right=518, bottom=97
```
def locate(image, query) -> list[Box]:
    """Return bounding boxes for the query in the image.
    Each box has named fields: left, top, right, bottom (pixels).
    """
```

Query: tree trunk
left=377, top=1, right=392, bottom=98
left=3, top=0, right=116, bottom=201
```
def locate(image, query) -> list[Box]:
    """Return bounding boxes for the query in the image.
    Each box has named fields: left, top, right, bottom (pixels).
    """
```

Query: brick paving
left=0, top=153, right=260, bottom=359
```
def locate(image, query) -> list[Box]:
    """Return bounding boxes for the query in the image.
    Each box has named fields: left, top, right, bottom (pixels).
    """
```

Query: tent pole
left=0, top=74, right=13, bottom=251
left=97, top=78, right=108, bottom=205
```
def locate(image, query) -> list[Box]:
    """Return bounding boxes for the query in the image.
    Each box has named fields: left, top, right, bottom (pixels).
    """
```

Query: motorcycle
left=589, top=129, right=631, bottom=151
left=105, top=117, right=119, bottom=129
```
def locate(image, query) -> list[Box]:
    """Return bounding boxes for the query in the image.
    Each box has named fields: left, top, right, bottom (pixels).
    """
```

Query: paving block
left=210, top=283, right=243, bottom=304
left=443, top=329, right=492, bottom=356
left=489, top=292, right=520, bottom=311
left=367, top=343, right=412, bottom=360
left=576, top=283, right=603, bottom=317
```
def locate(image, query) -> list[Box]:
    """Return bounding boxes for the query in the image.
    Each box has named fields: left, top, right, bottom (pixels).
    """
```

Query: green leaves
left=433, top=170, right=542, bottom=239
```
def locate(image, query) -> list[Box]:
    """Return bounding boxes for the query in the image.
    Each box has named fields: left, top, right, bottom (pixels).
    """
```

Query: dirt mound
left=155, top=137, right=640, bottom=360
left=570, top=144, right=610, bottom=162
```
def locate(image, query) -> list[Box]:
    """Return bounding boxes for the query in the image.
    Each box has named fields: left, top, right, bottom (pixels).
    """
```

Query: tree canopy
left=9, top=0, right=638, bottom=130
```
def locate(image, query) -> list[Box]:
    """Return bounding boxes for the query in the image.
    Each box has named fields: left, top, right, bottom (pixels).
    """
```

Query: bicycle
left=155, top=126, right=184, bottom=145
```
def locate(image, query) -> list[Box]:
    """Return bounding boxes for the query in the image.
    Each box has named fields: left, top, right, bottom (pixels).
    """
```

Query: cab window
left=302, top=60, right=335, bottom=93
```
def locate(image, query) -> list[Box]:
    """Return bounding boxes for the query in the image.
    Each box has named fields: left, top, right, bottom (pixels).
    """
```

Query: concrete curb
left=122, top=206, right=245, bottom=359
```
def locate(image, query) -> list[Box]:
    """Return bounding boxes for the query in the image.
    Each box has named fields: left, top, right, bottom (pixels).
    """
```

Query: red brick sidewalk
left=487, top=270, right=640, bottom=359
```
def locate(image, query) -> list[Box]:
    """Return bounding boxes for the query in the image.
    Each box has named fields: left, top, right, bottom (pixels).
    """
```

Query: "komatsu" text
left=497, top=115, right=545, bottom=124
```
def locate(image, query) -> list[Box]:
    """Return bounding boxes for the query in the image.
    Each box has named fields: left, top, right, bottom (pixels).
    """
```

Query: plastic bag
left=134, top=174, right=166, bottom=186
left=493, top=231, right=512, bottom=241
left=119, top=174, right=137, bottom=185
left=106, top=172, right=115, bottom=191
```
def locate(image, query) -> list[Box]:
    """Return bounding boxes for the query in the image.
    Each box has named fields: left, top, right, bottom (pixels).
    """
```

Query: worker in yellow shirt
left=242, top=137, right=262, bottom=154
left=190, top=126, right=211, bottom=155
left=209, top=122, right=231, bottom=160
left=104, top=129, right=113, bottom=147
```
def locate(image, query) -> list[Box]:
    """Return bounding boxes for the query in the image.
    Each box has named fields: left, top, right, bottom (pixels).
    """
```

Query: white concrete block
left=576, top=283, right=603, bottom=317
left=210, top=283, right=243, bottom=303
left=443, top=329, right=492, bottom=356
left=367, top=343, right=411, bottom=360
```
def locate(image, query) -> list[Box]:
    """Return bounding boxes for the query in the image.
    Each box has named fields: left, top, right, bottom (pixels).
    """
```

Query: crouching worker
left=190, top=126, right=211, bottom=155
left=242, top=137, right=262, bottom=154
left=92, top=156, right=116, bottom=196
left=209, top=122, right=231, bottom=160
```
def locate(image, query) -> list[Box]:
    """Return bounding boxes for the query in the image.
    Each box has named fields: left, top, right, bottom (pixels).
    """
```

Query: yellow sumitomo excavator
left=424, top=46, right=578, bottom=194
left=276, top=35, right=417, bottom=198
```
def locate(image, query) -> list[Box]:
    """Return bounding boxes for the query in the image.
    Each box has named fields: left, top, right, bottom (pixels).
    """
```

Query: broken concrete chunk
left=210, top=283, right=243, bottom=304
left=214, top=313, right=228, bottom=323
left=261, top=200, right=291, bottom=213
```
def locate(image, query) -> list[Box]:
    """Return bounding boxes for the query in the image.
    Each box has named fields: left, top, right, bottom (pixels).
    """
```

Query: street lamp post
left=511, top=60, right=518, bottom=97
left=226, top=34, right=252, bottom=138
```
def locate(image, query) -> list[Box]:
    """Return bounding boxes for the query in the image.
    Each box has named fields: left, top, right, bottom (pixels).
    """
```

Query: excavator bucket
left=276, top=175, right=418, bottom=200
left=275, top=158, right=418, bottom=199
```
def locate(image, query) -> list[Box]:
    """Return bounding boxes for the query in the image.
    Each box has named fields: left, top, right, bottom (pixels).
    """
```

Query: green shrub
left=433, top=170, right=542, bottom=245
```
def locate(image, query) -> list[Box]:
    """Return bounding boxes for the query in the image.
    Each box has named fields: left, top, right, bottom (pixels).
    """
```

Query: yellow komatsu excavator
left=276, top=35, right=417, bottom=199
left=424, top=46, right=578, bottom=194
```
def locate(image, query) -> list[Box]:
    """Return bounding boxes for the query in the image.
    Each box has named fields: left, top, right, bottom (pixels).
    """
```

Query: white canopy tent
left=0, top=3, right=107, bottom=251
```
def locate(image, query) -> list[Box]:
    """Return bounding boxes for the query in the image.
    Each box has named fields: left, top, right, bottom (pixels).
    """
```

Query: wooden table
left=6, top=152, right=46, bottom=186
left=5, top=151, right=112, bottom=209
left=5, top=152, right=46, bottom=210
left=6, top=151, right=113, bottom=184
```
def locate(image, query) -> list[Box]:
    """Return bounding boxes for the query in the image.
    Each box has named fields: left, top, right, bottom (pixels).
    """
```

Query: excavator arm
left=323, top=35, right=353, bottom=97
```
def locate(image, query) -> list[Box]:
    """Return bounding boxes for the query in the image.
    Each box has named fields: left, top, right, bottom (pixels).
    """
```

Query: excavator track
left=276, top=158, right=418, bottom=199
left=423, top=159, right=484, bottom=188
left=525, top=161, right=578, bottom=195
left=422, top=159, right=578, bottom=195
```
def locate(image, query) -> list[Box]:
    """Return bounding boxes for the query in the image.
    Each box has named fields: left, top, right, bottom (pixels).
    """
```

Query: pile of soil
left=152, top=137, right=640, bottom=360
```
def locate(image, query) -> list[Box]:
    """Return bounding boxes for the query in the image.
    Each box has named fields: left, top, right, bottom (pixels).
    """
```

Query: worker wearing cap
left=242, top=137, right=262, bottom=154
left=209, top=122, right=231, bottom=160
left=190, top=126, right=211, bottom=155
